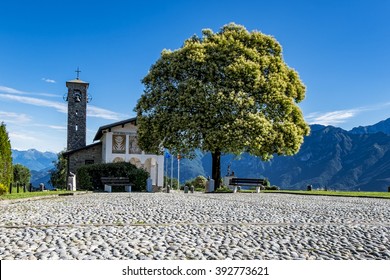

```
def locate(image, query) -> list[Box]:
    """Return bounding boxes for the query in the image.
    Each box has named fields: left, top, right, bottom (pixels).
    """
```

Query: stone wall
left=68, top=143, right=102, bottom=174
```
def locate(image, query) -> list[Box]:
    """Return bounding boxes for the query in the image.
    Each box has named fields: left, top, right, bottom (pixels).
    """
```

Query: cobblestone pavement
left=0, top=192, right=389, bottom=260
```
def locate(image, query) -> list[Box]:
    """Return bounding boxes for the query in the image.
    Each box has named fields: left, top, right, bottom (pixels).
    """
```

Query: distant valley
left=12, top=149, right=57, bottom=188
left=12, top=118, right=390, bottom=191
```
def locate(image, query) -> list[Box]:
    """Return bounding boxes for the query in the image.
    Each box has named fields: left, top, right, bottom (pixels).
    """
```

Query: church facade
left=63, top=75, right=164, bottom=190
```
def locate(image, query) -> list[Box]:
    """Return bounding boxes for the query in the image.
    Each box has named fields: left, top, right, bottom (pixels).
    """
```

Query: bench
left=229, top=178, right=268, bottom=193
left=101, top=177, right=133, bottom=192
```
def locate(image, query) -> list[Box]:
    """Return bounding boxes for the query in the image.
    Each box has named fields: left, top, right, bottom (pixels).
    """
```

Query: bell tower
left=65, top=68, right=89, bottom=151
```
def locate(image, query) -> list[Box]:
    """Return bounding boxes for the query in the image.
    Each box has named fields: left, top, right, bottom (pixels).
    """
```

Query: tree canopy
left=136, top=23, right=310, bottom=188
left=0, top=122, right=13, bottom=188
left=13, top=164, right=31, bottom=187
left=50, top=150, right=67, bottom=189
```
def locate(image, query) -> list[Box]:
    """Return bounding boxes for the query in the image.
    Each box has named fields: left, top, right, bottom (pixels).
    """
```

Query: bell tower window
left=73, top=90, right=81, bottom=102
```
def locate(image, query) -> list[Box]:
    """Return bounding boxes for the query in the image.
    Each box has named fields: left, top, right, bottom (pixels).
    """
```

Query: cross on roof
left=75, top=67, right=81, bottom=80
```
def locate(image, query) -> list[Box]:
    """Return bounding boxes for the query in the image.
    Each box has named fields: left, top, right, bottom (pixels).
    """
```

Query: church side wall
left=96, top=123, right=165, bottom=188
left=157, top=155, right=164, bottom=187
left=68, top=143, right=102, bottom=174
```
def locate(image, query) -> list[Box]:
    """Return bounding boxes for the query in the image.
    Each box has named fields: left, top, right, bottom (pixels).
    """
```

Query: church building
left=63, top=73, right=164, bottom=190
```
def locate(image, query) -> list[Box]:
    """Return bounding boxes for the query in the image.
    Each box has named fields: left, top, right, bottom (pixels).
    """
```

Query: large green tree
left=136, top=23, right=310, bottom=188
left=0, top=122, right=13, bottom=188
left=13, top=164, right=31, bottom=187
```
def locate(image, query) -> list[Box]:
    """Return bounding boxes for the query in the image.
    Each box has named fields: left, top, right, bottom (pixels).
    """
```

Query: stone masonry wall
left=66, top=81, right=88, bottom=151
left=68, top=143, right=102, bottom=174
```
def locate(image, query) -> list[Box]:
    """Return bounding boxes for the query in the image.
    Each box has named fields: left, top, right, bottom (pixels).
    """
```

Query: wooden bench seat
left=101, top=177, right=133, bottom=192
left=229, top=177, right=267, bottom=186
left=229, top=177, right=267, bottom=193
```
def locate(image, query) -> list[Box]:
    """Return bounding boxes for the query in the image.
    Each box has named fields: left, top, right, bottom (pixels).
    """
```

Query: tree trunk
left=211, top=149, right=221, bottom=191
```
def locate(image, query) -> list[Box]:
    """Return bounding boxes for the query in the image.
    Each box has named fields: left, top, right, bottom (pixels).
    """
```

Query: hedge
left=76, top=162, right=149, bottom=192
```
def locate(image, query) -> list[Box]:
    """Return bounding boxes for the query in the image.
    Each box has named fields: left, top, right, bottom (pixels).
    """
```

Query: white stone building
left=93, top=117, right=164, bottom=188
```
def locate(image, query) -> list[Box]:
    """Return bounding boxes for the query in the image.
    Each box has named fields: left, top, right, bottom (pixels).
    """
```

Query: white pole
left=170, top=153, right=173, bottom=189
left=164, top=152, right=167, bottom=188
left=177, top=154, right=180, bottom=190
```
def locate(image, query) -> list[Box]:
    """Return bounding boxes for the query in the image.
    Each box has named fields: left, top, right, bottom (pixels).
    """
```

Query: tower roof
left=66, top=78, right=89, bottom=84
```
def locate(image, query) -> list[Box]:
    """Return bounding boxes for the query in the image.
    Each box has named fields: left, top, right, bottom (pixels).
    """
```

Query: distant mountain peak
left=308, top=124, right=326, bottom=132
left=13, top=148, right=54, bottom=154
left=350, top=117, right=390, bottom=135
left=12, top=149, right=57, bottom=172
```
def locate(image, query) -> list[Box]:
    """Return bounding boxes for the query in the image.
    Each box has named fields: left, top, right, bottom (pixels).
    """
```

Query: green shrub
left=77, top=168, right=93, bottom=190
left=185, top=175, right=207, bottom=191
left=164, top=176, right=179, bottom=189
left=215, top=185, right=233, bottom=193
left=76, top=162, right=149, bottom=192
left=0, top=183, right=8, bottom=195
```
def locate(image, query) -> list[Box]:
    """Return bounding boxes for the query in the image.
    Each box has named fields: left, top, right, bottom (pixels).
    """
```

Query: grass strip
left=0, top=191, right=76, bottom=200
left=263, top=190, right=390, bottom=199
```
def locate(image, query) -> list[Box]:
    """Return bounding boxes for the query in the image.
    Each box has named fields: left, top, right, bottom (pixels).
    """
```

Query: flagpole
left=177, top=154, right=181, bottom=190
left=170, top=153, right=173, bottom=189
left=164, top=150, right=168, bottom=188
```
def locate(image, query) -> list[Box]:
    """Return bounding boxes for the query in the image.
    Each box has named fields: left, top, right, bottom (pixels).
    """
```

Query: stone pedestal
left=223, top=176, right=235, bottom=187
left=104, top=185, right=112, bottom=192
left=207, top=179, right=215, bottom=192
left=67, top=173, right=76, bottom=191
left=146, top=178, right=153, bottom=192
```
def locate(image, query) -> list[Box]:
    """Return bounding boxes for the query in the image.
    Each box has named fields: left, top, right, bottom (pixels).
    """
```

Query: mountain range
left=172, top=118, right=390, bottom=192
left=12, top=149, right=57, bottom=187
left=12, top=118, right=390, bottom=191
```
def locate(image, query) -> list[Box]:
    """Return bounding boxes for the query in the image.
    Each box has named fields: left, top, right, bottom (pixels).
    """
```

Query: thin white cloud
left=47, top=125, right=66, bottom=130
left=0, top=93, right=68, bottom=113
left=8, top=130, right=64, bottom=152
left=36, top=93, right=60, bottom=98
left=0, top=111, right=31, bottom=124
left=0, top=86, right=26, bottom=94
left=0, top=93, right=124, bottom=121
left=305, top=101, right=390, bottom=126
left=87, top=105, right=125, bottom=120
left=9, top=132, right=38, bottom=142
left=305, top=109, right=361, bottom=126
left=42, top=78, right=56, bottom=84
left=0, top=85, right=58, bottom=98
left=33, top=123, right=67, bottom=131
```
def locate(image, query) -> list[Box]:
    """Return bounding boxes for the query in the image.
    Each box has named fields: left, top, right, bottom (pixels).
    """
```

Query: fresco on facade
left=129, top=135, right=142, bottom=154
left=112, top=134, right=126, bottom=153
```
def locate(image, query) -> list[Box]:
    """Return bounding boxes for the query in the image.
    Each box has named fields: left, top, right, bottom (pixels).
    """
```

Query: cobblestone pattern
left=0, top=193, right=389, bottom=260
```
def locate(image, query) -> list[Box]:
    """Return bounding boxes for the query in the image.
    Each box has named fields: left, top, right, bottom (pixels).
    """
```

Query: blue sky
left=1, top=0, right=389, bottom=152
